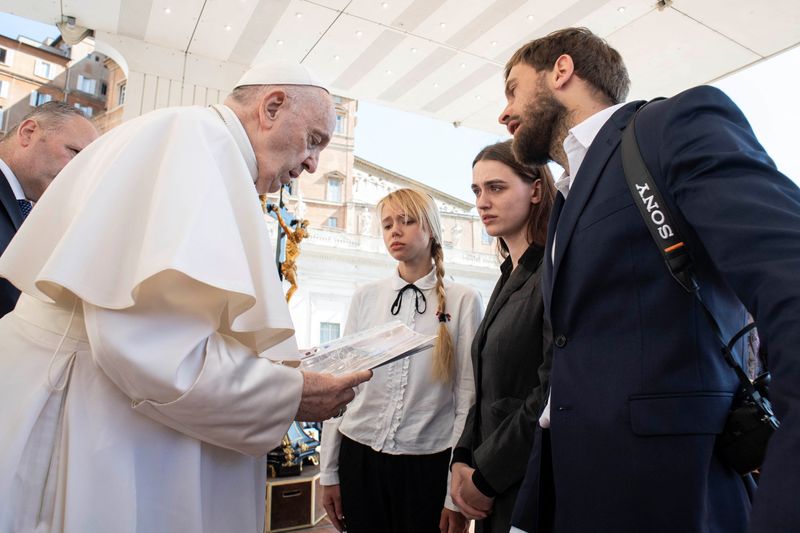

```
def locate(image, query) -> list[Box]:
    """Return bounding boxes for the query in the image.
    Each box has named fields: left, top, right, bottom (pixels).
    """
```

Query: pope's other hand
left=295, top=370, right=372, bottom=421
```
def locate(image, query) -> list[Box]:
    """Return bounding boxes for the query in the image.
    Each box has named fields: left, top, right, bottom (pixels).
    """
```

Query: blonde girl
left=320, top=188, right=482, bottom=533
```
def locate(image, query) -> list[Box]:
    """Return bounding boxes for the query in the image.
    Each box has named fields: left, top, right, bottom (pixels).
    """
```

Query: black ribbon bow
left=391, top=283, right=427, bottom=316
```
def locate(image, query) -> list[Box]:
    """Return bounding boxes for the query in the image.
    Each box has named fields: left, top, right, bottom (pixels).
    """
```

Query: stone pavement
left=303, top=517, right=337, bottom=532
left=297, top=516, right=477, bottom=532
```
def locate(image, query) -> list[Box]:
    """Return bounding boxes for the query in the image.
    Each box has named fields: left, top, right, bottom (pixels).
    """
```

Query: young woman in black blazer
left=450, top=140, right=555, bottom=533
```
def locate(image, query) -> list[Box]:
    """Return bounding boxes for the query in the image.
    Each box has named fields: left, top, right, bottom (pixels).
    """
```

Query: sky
left=0, top=12, right=58, bottom=42
left=354, top=101, right=504, bottom=202
left=1, top=11, right=798, bottom=203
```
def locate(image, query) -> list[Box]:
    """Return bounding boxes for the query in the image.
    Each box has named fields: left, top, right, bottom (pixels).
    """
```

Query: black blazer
left=513, top=86, right=800, bottom=533
left=454, top=244, right=551, bottom=533
left=0, top=169, right=22, bottom=316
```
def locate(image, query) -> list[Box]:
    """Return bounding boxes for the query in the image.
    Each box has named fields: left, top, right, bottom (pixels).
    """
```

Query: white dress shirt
left=540, top=103, right=625, bottom=428
left=320, top=267, right=483, bottom=511
left=0, top=157, right=26, bottom=200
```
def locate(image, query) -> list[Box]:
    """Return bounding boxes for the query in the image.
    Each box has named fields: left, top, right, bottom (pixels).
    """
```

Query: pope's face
left=253, top=88, right=336, bottom=194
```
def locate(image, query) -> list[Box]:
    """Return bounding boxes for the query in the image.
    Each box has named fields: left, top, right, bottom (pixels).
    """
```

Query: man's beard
left=512, top=90, right=568, bottom=167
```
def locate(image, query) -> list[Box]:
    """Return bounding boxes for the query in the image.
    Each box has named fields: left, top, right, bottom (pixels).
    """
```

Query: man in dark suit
left=501, top=28, right=800, bottom=533
left=0, top=101, right=97, bottom=316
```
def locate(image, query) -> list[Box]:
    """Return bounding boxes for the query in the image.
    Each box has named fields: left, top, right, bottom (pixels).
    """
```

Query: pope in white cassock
left=0, top=62, right=371, bottom=532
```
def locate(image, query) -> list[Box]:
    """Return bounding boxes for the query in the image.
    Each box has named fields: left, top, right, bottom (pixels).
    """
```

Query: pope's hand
left=295, top=370, right=372, bottom=421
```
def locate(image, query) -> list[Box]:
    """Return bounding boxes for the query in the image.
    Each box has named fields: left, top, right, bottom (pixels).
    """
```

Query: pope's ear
left=259, top=89, right=288, bottom=125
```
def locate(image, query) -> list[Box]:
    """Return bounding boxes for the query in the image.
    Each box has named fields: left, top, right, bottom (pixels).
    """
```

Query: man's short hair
left=505, top=27, right=630, bottom=105
left=2, top=101, right=88, bottom=142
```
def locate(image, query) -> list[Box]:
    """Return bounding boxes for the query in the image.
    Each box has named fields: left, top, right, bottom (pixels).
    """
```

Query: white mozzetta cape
left=0, top=105, right=304, bottom=532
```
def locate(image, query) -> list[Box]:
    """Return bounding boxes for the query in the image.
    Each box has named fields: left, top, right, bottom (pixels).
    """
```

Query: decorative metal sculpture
left=259, top=192, right=290, bottom=273
left=259, top=191, right=309, bottom=303
left=268, top=204, right=309, bottom=302
left=266, top=421, right=320, bottom=478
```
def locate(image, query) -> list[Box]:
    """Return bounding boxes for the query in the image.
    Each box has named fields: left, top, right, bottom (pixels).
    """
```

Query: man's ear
left=258, top=89, right=288, bottom=128
left=552, top=54, right=575, bottom=90
left=531, top=178, right=543, bottom=205
left=17, top=119, right=38, bottom=148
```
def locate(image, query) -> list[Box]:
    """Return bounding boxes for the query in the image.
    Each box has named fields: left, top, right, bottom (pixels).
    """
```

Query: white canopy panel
left=2, top=0, right=798, bottom=134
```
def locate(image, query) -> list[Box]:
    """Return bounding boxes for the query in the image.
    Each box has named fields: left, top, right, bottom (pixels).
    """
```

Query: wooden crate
left=265, top=465, right=326, bottom=532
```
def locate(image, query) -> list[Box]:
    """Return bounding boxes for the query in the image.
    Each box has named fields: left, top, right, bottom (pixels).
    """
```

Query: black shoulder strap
left=620, top=99, right=697, bottom=293
left=620, top=100, right=758, bottom=385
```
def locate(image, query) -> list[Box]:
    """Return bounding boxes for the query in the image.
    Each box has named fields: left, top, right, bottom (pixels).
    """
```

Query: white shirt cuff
left=538, top=390, right=551, bottom=428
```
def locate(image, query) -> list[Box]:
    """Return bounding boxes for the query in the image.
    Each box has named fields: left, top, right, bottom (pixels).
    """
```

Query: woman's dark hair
left=473, top=140, right=556, bottom=257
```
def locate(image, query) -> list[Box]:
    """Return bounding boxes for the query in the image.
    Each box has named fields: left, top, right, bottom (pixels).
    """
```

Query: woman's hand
left=440, top=507, right=470, bottom=533
left=321, top=484, right=346, bottom=532
left=451, top=462, right=493, bottom=520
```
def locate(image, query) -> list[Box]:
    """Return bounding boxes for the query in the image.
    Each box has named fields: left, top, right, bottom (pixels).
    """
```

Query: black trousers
left=338, top=435, right=451, bottom=533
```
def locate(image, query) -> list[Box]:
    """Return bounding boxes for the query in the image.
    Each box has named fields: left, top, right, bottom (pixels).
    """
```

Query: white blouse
left=320, top=267, right=482, bottom=510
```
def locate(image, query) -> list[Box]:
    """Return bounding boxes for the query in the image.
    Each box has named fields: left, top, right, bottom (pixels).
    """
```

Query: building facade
left=0, top=33, right=111, bottom=133
left=93, top=55, right=126, bottom=133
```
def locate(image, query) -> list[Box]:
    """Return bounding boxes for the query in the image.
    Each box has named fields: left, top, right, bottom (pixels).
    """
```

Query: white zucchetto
left=235, top=60, right=329, bottom=93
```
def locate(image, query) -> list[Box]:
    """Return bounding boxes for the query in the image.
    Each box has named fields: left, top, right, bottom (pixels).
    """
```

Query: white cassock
left=0, top=104, right=305, bottom=532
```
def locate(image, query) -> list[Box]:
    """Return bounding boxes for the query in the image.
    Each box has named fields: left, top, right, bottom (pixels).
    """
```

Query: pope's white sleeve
left=444, top=287, right=482, bottom=511
left=82, top=270, right=304, bottom=457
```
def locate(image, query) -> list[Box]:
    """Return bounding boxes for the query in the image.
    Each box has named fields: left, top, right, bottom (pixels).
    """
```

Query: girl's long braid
left=431, top=241, right=454, bottom=383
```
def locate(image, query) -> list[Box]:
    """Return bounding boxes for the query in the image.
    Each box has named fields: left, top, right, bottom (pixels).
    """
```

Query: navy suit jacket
left=0, top=169, right=22, bottom=316
left=511, top=86, right=800, bottom=533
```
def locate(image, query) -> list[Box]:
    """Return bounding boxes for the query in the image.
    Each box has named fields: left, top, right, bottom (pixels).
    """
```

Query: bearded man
left=501, top=27, right=800, bottom=533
